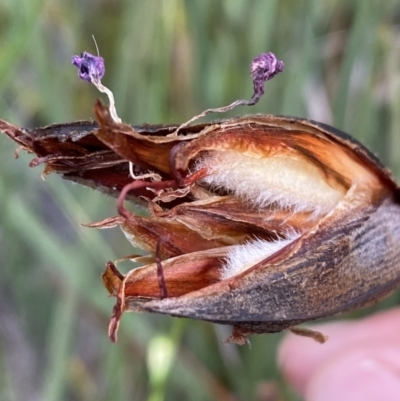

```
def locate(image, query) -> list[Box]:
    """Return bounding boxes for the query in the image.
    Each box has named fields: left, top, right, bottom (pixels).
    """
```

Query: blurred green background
left=1, top=1, right=400, bottom=400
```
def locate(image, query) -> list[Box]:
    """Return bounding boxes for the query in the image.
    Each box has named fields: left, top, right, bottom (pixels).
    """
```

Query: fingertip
left=307, top=342, right=400, bottom=401
left=278, top=321, right=352, bottom=394
left=278, top=308, right=400, bottom=398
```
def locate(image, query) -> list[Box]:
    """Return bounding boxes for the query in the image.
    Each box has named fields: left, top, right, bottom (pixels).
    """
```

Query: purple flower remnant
left=171, top=51, right=284, bottom=135
left=249, top=52, right=284, bottom=104
left=71, top=52, right=105, bottom=83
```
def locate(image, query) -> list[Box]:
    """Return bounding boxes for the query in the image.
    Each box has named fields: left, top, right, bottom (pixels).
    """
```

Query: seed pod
left=2, top=101, right=400, bottom=344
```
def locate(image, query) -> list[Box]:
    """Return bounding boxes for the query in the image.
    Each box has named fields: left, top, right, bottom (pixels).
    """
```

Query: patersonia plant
left=1, top=51, right=400, bottom=345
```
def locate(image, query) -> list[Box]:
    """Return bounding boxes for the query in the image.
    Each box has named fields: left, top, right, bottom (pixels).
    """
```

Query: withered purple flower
left=172, top=52, right=284, bottom=134
left=72, top=49, right=121, bottom=124
left=249, top=52, right=284, bottom=104
left=72, top=51, right=105, bottom=83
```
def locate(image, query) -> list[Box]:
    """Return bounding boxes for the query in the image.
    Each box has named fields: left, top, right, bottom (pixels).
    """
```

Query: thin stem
left=92, top=78, right=121, bottom=123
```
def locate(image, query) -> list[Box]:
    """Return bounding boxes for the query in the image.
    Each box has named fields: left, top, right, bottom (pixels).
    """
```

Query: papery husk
left=2, top=101, right=400, bottom=344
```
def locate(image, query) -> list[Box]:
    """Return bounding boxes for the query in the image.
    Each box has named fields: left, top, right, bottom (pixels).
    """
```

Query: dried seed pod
left=2, top=101, right=400, bottom=344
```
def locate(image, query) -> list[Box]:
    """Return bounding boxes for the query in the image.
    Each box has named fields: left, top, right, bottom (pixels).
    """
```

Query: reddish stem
left=107, top=261, right=124, bottom=281
left=117, top=168, right=208, bottom=219
left=117, top=179, right=176, bottom=219
left=155, top=235, right=170, bottom=299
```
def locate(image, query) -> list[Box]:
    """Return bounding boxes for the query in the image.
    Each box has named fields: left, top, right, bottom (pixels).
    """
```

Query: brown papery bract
left=1, top=100, right=400, bottom=344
